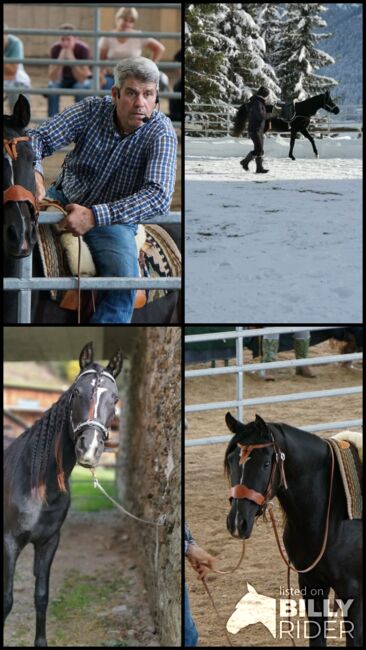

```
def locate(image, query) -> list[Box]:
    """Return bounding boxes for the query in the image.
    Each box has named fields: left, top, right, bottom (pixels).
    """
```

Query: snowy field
left=185, top=134, right=362, bottom=322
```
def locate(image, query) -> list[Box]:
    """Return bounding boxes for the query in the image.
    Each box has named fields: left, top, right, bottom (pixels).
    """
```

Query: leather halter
left=230, top=436, right=288, bottom=511
left=3, top=136, right=30, bottom=160
left=70, top=369, right=116, bottom=442
left=3, top=136, right=39, bottom=217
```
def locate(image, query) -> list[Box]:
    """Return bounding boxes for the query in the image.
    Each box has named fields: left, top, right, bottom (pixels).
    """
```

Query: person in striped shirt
left=28, top=56, right=177, bottom=323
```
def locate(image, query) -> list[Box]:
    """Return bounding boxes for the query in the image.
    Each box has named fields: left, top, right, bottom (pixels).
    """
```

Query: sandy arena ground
left=185, top=339, right=362, bottom=647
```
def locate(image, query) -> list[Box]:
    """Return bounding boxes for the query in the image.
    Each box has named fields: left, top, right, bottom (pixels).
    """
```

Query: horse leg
left=289, top=129, right=296, bottom=160
left=33, top=532, right=60, bottom=647
left=335, top=586, right=363, bottom=647
left=301, top=127, right=319, bottom=158
left=3, top=535, right=22, bottom=622
left=298, top=577, right=329, bottom=646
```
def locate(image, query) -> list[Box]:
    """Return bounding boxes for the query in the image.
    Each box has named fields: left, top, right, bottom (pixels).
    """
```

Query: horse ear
left=225, top=412, right=245, bottom=434
left=12, top=94, right=30, bottom=128
left=106, top=349, right=123, bottom=378
left=255, top=414, right=268, bottom=434
left=79, top=341, right=94, bottom=369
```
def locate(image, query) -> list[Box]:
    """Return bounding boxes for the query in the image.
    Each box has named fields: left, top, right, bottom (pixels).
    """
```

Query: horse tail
left=230, top=103, right=248, bottom=137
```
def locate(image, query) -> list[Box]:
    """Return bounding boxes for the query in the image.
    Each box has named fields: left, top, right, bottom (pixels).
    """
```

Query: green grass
left=70, top=466, right=117, bottom=512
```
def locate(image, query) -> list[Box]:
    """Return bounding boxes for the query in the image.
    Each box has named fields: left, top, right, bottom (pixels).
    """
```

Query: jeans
left=46, top=185, right=138, bottom=323
left=184, top=581, right=198, bottom=646
left=47, top=78, right=92, bottom=117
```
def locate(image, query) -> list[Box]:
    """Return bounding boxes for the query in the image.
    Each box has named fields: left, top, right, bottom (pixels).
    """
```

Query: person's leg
left=47, top=80, right=64, bottom=117
left=101, top=74, right=114, bottom=90
left=261, top=334, right=279, bottom=381
left=84, top=224, right=139, bottom=323
left=72, top=79, right=92, bottom=102
left=294, top=331, right=316, bottom=377
left=184, top=581, right=199, bottom=647
left=45, top=185, right=69, bottom=204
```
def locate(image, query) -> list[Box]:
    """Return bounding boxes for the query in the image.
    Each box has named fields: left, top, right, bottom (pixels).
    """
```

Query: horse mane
left=4, top=388, right=73, bottom=503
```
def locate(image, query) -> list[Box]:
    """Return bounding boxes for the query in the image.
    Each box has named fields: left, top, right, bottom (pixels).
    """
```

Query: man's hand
left=186, top=544, right=217, bottom=581
left=59, top=204, right=96, bottom=236
left=35, top=171, right=46, bottom=202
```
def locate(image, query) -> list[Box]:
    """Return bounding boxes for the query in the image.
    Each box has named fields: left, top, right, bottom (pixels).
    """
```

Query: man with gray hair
left=27, top=56, right=177, bottom=323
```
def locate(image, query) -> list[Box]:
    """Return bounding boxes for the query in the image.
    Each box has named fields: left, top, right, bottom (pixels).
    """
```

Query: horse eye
left=264, top=460, right=270, bottom=468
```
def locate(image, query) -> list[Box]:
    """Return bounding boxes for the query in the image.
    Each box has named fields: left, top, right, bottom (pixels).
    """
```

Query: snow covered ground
left=185, top=134, right=362, bottom=322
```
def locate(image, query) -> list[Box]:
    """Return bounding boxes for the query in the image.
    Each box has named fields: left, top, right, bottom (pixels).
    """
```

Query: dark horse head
left=70, top=341, right=123, bottom=469
left=322, top=89, right=340, bottom=115
left=224, top=412, right=287, bottom=539
left=3, top=94, right=38, bottom=257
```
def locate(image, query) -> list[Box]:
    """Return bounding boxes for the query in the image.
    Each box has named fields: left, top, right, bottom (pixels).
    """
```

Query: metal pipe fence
left=185, top=327, right=363, bottom=447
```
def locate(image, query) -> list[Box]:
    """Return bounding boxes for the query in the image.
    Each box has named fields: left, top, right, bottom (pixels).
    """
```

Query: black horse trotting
left=224, top=413, right=362, bottom=647
left=232, top=91, right=340, bottom=161
left=3, top=341, right=123, bottom=646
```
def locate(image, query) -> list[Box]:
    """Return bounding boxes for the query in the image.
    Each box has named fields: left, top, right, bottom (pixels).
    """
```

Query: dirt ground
left=4, top=510, right=161, bottom=647
left=4, top=66, right=181, bottom=210
left=185, top=339, right=362, bottom=647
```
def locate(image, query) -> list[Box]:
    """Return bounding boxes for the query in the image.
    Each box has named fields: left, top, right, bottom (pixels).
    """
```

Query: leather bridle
left=70, top=369, right=117, bottom=442
left=3, top=136, right=39, bottom=219
left=323, top=93, right=337, bottom=113
left=230, top=435, right=288, bottom=514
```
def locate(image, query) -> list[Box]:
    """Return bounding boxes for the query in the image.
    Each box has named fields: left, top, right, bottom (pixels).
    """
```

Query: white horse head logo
left=227, top=583, right=276, bottom=638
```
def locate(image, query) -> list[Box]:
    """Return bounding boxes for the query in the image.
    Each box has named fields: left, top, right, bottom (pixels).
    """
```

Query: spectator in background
left=99, top=7, right=166, bottom=91
left=47, top=23, right=92, bottom=117
left=261, top=330, right=316, bottom=380
left=3, top=24, right=31, bottom=112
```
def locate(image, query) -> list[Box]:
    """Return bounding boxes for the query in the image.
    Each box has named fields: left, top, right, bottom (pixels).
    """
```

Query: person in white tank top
left=99, top=7, right=165, bottom=90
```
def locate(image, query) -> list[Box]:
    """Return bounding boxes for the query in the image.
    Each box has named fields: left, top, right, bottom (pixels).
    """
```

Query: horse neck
left=297, top=94, right=323, bottom=116
left=273, top=425, right=331, bottom=533
left=32, top=396, right=76, bottom=496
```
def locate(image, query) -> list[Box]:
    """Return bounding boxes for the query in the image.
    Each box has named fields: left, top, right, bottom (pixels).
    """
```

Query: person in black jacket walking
left=240, top=86, right=273, bottom=174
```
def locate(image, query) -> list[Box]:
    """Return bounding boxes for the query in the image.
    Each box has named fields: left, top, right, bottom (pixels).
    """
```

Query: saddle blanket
left=329, top=431, right=362, bottom=520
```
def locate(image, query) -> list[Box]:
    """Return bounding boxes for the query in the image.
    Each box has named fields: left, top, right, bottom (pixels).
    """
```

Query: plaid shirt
left=185, top=523, right=196, bottom=555
left=27, top=96, right=177, bottom=226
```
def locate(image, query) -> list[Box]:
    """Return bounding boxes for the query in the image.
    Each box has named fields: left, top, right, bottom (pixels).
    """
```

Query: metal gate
left=185, top=326, right=362, bottom=447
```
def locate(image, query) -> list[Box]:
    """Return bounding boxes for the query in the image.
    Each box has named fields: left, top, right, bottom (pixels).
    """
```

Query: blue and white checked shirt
left=185, top=523, right=196, bottom=555
left=27, top=96, right=177, bottom=226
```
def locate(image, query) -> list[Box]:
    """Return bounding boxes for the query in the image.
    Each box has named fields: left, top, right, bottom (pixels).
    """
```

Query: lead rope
left=90, top=468, right=166, bottom=577
left=196, top=541, right=246, bottom=647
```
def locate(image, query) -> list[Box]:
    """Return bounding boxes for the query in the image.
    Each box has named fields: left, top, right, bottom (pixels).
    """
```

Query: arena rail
left=4, top=211, right=181, bottom=323
left=185, top=326, right=363, bottom=447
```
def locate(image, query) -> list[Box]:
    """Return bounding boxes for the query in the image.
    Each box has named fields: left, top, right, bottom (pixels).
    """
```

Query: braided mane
left=4, top=388, right=73, bottom=502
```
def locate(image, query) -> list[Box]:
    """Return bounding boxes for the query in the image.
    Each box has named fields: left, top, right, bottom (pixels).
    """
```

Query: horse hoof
left=290, top=156, right=296, bottom=161
left=316, top=154, right=319, bottom=159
